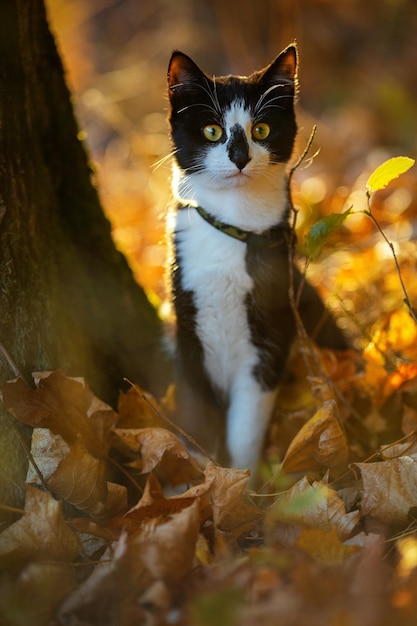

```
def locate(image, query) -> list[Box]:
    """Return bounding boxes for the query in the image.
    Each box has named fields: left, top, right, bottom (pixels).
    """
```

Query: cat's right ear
left=168, top=51, right=205, bottom=97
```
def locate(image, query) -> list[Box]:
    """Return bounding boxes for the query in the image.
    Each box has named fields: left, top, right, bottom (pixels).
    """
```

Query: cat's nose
left=228, top=124, right=251, bottom=171
left=230, top=147, right=251, bottom=171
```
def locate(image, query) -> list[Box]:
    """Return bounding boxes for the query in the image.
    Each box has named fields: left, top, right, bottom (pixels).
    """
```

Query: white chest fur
left=175, top=208, right=258, bottom=396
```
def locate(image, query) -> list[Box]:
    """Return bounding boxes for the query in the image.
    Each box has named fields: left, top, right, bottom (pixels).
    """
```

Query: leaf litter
left=1, top=159, right=417, bottom=623
left=0, top=349, right=416, bottom=626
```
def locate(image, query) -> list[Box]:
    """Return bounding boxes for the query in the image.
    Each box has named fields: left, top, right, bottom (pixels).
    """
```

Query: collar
left=182, top=204, right=293, bottom=248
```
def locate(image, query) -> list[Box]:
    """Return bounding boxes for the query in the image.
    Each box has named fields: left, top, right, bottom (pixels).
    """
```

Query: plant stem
left=365, top=191, right=417, bottom=324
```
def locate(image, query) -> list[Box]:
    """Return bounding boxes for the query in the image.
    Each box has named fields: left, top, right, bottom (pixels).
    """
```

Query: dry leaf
left=1, top=370, right=117, bottom=458
left=121, top=473, right=212, bottom=531
left=135, top=499, right=200, bottom=586
left=117, top=386, right=165, bottom=429
left=268, top=476, right=360, bottom=541
left=47, top=438, right=126, bottom=519
left=205, top=464, right=262, bottom=538
left=114, top=426, right=200, bottom=484
left=59, top=532, right=151, bottom=624
left=296, top=527, right=359, bottom=564
left=356, top=456, right=417, bottom=525
left=0, top=485, right=80, bottom=569
left=382, top=363, right=417, bottom=400
left=26, top=428, right=70, bottom=484
left=0, top=562, right=76, bottom=626
left=282, top=400, right=349, bottom=473
left=64, top=500, right=200, bottom=622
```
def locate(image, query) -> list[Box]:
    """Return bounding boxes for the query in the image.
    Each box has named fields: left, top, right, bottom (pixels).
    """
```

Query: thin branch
left=0, top=342, right=23, bottom=378
left=364, top=191, right=417, bottom=324
left=0, top=397, right=48, bottom=491
left=124, top=378, right=218, bottom=468
left=288, top=124, right=317, bottom=184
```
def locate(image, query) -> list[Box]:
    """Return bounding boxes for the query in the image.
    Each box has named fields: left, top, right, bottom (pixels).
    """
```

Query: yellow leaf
left=268, top=476, right=360, bottom=541
left=366, top=156, right=415, bottom=193
left=296, top=527, right=358, bottom=564
left=281, top=400, right=348, bottom=473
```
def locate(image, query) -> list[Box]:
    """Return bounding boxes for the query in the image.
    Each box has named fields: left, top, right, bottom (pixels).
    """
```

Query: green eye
left=252, top=123, right=271, bottom=140
left=203, top=124, right=224, bottom=142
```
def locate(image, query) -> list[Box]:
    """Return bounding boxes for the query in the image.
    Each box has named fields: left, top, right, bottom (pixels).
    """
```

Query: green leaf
left=304, top=208, right=352, bottom=261
left=366, top=156, right=415, bottom=193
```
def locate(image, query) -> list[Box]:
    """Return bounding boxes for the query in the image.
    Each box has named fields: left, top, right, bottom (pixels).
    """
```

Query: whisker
left=152, top=150, right=178, bottom=172
left=211, top=77, right=222, bottom=114
left=177, top=102, right=219, bottom=117
left=254, top=88, right=293, bottom=117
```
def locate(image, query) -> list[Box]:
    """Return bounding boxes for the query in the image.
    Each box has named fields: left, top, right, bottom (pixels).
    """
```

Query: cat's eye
left=252, top=123, right=271, bottom=141
left=203, top=124, right=224, bottom=142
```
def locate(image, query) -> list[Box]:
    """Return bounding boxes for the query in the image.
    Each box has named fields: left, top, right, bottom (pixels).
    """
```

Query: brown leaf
left=135, top=499, right=200, bottom=586
left=117, top=386, right=165, bottom=428
left=61, top=501, right=200, bottom=622
left=0, top=562, right=76, bottom=626
left=47, top=438, right=126, bottom=519
left=59, top=532, right=151, bottom=624
left=121, top=473, right=211, bottom=531
left=114, top=426, right=201, bottom=485
left=355, top=456, right=417, bottom=525
left=1, top=370, right=117, bottom=458
left=205, top=464, right=262, bottom=538
left=268, top=476, right=360, bottom=541
left=0, top=485, right=80, bottom=570
left=296, top=527, right=359, bottom=564
left=26, top=428, right=70, bottom=484
left=282, top=400, right=349, bottom=473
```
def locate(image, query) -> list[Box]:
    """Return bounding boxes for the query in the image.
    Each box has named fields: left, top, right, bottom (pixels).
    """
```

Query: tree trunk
left=0, top=0, right=169, bottom=516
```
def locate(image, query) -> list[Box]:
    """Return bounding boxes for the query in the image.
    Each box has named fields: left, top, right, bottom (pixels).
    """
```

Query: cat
left=167, top=44, right=347, bottom=481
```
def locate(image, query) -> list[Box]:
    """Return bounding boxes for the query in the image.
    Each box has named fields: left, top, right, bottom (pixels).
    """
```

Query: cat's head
left=167, top=45, right=298, bottom=190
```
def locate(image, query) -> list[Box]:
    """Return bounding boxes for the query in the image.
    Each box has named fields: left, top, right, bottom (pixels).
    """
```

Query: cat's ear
left=261, top=44, right=298, bottom=84
left=168, top=51, right=206, bottom=95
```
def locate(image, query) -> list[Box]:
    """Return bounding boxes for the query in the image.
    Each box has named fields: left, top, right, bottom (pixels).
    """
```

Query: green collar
left=182, top=204, right=293, bottom=248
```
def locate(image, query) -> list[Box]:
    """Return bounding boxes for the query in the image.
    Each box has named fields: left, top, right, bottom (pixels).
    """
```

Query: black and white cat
left=167, top=44, right=347, bottom=480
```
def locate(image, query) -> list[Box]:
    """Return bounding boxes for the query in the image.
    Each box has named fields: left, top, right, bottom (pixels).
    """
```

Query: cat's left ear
left=261, top=44, right=298, bottom=84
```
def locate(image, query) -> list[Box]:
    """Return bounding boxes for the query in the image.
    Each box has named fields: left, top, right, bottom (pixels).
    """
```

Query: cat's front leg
left=226, top=375, right=277, bottom=482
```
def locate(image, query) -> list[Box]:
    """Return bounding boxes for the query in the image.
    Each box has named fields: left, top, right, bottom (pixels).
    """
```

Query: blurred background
left=45, top=0, right=417, bottom=337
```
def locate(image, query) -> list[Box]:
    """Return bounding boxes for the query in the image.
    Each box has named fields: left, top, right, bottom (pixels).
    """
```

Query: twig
left=0, top=504, right=25, bottom=515
left=289, top=124, right=318, bottom=184
left=124, top=378, right=218, bottom=468
left=364, top=191, right=417, bottom=324
left=0, top=341, right=23, bottom=378
left=7, top=413, right=49, bottom=491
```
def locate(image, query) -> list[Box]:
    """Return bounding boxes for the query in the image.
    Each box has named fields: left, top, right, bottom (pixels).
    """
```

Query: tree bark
left=0, top=0, right=169, bottom=516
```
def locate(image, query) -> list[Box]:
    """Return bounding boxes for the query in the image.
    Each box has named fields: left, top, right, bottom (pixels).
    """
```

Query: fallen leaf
left=117, top=386, right=165, bottom=429
left=114, top=426, right=201, bottom=485
left=205, top=464, right=262, bottom=538
left=0, top=562, right=76, bottom=626
left=296, top=527, right=359, bottom=564
left=282, top=400, right=349, bottom=473
left=59, top=532, right=151, bottom=624
left=1, top=370, right=117, bottom=458
left=382, top=363, right=417, bottom=400
left=355, top=456, right=417, bottom=525
left=0, top=485, right=80, bottom=570
left=63, top=500, right=200, bottom=623
left=136, top=499, right=200, bottom=586
left=268, top=476, right=360, bottom=541
left=47, top=438, right=108, bottom=518
left=26, top=428, right=70, bottom=484
left=121, top=473, right=212, bottom=531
